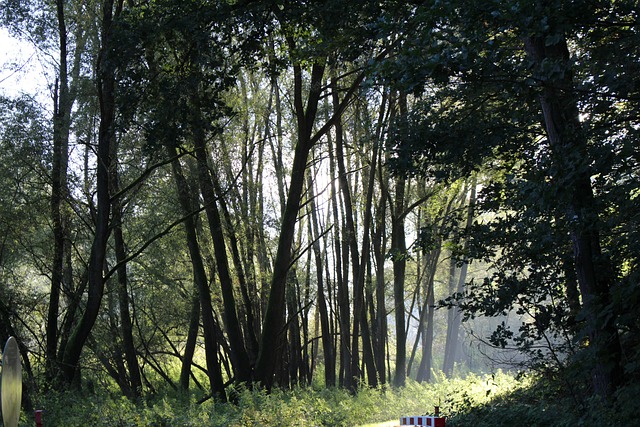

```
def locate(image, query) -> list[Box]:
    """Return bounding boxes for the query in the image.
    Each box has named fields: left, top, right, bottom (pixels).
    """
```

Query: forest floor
left=26, top=371, right=640, bottom=426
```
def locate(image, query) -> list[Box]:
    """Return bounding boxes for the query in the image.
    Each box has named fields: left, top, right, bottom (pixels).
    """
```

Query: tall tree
left=47, top=0, right=72, bottom=384
left=110, top=138, right=143, bottom=399
left=327, top=125, right=352, bottom=388
left=255, top=54, right=326, bottom=388
left=306, top=165, right=336, bottom=387
left=522, top=31, right=623, bottom=399
left=443, top=179, right=476, bottom=377
left=382, top=0, right=638, bottom=399
left=390, top=150, right=408, bottom=387
left=59, top=0, right=123, bottom=386
left=169, top=147, right=227, bottom=401
left=192, top=95, right=253, bottom=385
left=253, top=0, right=378, bottom=387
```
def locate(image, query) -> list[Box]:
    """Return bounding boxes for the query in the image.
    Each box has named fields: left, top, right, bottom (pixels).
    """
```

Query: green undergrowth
left=447, top=378, right=640, bottom=427
left=18, top=371, right=640, bottom=426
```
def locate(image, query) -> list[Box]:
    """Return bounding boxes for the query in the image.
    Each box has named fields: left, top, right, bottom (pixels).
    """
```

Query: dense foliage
left=0, top=0, right=638, bottom=420
left=382, top=0, right=640, bottom=398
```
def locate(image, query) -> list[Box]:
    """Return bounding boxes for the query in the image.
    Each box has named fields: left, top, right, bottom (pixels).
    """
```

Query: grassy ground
left=22, top=371, right=640, bottom=426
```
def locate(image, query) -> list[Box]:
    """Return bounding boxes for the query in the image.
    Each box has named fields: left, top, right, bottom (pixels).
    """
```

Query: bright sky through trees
left=0, top=27, right=48, bottom=100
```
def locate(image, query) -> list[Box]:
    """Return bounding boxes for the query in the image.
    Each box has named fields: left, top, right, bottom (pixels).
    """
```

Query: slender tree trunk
left=192, top=111, right=252, bottom=384
left=357, top=142, right=379, bottom=389
left=286, top=269, right=302, bottom=387
left=48, top=0, right=85, bottom=385
left=104, top=280, right=129, bottom=393
left=213, top=174, right=260, bottom=365
left=325, top=66, right=370, bottom=388
left=406, top=284, right=425, bottom=377
left=331, top=76, right=375, bottom=389
left=417, top=264, right=436, bottom=383
left=391, top=175, right=407, bottom=387
left=346, top=100, right=380, bottom=388
left=180, top=289, right=200, bottom=391
left=248, top=91, right=268, bottom=342
left=307, top=170, right=336, bottom=387
left=170, top=148, right=226, bottom=401
left=300, top=261, right=312, bottom=385
left=413, top=238, right=439, bottom=382
left=409, top=191, right=455, bottom=380
left=372, top=192, right=388, bottom=385
left=443, top=181, right=475, bottom=377
left=47, top=0, right=70, bottom=385
left=327, top=113, right=352, bottom=388
left=369, top=90, right=390, bottom=387
left=254, top=59, right=326, bottom=390
left=60, top=0, right=123, bottom=386
left=111, top=158, right=142, bottom=399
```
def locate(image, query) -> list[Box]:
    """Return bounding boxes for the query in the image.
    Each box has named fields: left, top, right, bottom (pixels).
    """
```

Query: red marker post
left=35, top=410, right=44, bottom=427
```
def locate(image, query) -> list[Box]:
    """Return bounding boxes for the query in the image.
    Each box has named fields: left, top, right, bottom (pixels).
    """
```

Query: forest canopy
left=0, top=0, right=638, bottom=412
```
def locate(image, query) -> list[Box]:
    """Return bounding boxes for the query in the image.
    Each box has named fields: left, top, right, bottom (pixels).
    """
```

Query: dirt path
left=358, top=421, right=398, bottom=427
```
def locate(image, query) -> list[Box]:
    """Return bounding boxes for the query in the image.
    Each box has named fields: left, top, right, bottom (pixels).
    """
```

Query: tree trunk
left=369, top=90, right=390, bottom=386
left=331, top=76, right=377, bottom=389
left=47, top=0, right=71, bottom=385
left=307, top=170, right=336, bottom=387
left=111, top=159, right=143, bottom=399
left=170, top=148, right=226, bottom=401
left=180, top=289, right=200, bottom=391
left=416, top=264, right=436, bottom=383
left=443, top=180, right=475, bottom=377
left=391, top=175, right=407, bottom=387
left=254, top=60, right=326, bottom=390
left=354, top=102, right=379, bottom=389
left=60, top=0, right=123, bottom=386
left=327, top=113, right=352, bottom=388
left=372, top=192, right=388, bottom=385
left=192, top=110, right=252, bottom=384
left=286, top=269, right=302, bottom=387
left=213, top=174, right=260, bottom=365
left=523, top=35, right=623, bottom=399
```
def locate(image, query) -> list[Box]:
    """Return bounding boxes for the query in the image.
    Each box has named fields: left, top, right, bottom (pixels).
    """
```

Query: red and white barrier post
left=399, top=406, right=445, bottom=427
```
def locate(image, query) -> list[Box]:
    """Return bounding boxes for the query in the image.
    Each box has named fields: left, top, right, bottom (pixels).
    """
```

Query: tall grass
left=19, top=371, right=639, bottom=426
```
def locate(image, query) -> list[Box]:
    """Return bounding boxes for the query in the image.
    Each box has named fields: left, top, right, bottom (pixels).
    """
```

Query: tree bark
left=111, top=156, right=143, bottom=399
left=370, top=90, right=390, bottom=386
left=353, top=104, right=379, bottom=389
left=60, top=0, right=123, bottom=386
left=416, top=263, right=436, bottom=383
left=47, top=0, right=70, bottom=385
left=523, top=35, right=623, bottom=399
left=307, top=170, right=336, bottom=387
left=213, top=174, right=260, bottom=365
left=170, top=148, right=227, bottom=401
left=443, top=180, right=475, bottom=377
left=372, top=192, right=388, bottom=385
left=254, top=59, right=326, bottom=389
left=326, top=105, right=352, bottom=388
left=391, top=175, right=407, bottom=387
left=331, top=76, right=379, bottom=389
left=192, top=108, right=252, bottom=384
left=179, top=289, right=200, bottom=391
